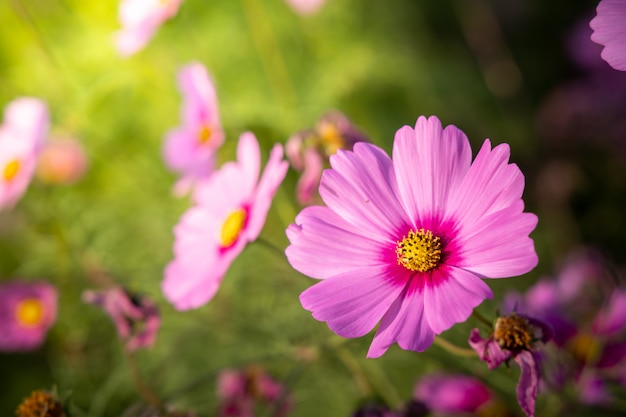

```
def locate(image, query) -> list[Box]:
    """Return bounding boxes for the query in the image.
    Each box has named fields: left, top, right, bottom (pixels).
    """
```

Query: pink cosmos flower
left=163, top=63, right=224, bottom=196
left=469, top=314, right=553, bottom=417
left=217, top=366, right=292, bottom=417
left=590, top=0, right=626, bottom=71
left=0, top=98, right=49, bottom=210
left=285, top=0, right=327, bottom=15
left=286, top=111, right=369, bottom=205
left=82, top=287, right=160, bottom=352
left=286, top=115, right=538, bottom=358
left=115, top=0, right=183, bottom=57
left=0, top=280, right=57, bottom=352
left=163, top=132, right=288, bottom=310
left=413, top=373, right=492, bottom=414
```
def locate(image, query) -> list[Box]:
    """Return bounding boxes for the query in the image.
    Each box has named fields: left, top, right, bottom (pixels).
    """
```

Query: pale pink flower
left=286, top=115, right=538, bottom=358
left=0, top=98, right=49, bottom=210
left=163, top=132, right=288, bottom=310
left=590, top=0, right=626, bottom=71
left=0, top=280, right=57, bottom=352
left=285, top=0, right=326, bottom=15
left=115, top=0, right=183, bottom=57
left=83, top=287, right=160, bottom=352
left=36, top=138, right=88, bottom=185
left=163, top=62, right=224, bottom=196
left=413, top=373, right=492, bottom=414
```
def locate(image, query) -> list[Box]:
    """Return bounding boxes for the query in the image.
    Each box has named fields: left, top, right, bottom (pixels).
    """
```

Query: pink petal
left=368, top=278, right=435, bottom=357
left=178, top=62, right=222, bottom=128
left=295, top=148, right=323, bottom=205
left=392, top=116, right=472, bottom=226
left=590, top=0, right=626, bottom=71
left=285, top=206, right=389, bottom=279
left=514, top=351, right=540, bottom=417
left=455, top=200, right=538, bottom=278
left=163, top=127, right=215, bottom=176
left=423, top=266, right=493, bottom=334
left=593, top=289, right=626, bottom=336
left=320, top=142, right=407, bottom=237
left=468, top=328, right=509, bottom=370
left=3, top=97, right=49, bottom=154
left=299, top=265, right=405, bottom=339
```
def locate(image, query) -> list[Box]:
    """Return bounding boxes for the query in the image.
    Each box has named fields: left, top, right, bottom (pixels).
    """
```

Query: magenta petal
left=392, top=116, right=472, bottom=225
left=299, top=266, right=405, bottom=339
left=592, top=289, right=626, bottom=336
left=286, top=206, right=388, bottom=279
left=590, top=0, right=626, bottom=71
left=295, top=148, right=323, bottom=205
left=514, top=351, right=540, bottom=417
left=423, top=267, right=493, bottom=334
left=368, top=279, right=435, bottom=358
left=320, top=142, right=407, bottom=236
left=468, top=328, right=509, bottom=370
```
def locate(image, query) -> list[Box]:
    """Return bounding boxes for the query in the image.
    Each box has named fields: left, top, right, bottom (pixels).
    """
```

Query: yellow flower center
left=3, top=159, right=21, bottom=181
left=395, top=228, right=442, bottom=272
left=494, top=314, right=532, bottom=351
left=198, top=125, right=212, bottom=144
left=220, top=209, right=247, bottom=248
left=318, top=123, right=344, bottom=156
left=15, top=298, right=44, bottom=327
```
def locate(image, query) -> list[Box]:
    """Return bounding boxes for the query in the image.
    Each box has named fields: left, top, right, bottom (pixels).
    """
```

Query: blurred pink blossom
left=0, top=280, right=57, bottom=352
left=413, top=373, right=492, bottom=414
left=163, top=132, right=288, bottom=310
left=115, top=0, right=183, bottom=57
left=163, top=62, right=224, bottom=196
left=83, top=287, right=160, bottom=352
left=36, top=138, right=88, bottom=185
left=0, top=97, right=49, bottom=210
left=285, top=0, right=326, bottom=15
left=590, top=0, right=626, bottom=71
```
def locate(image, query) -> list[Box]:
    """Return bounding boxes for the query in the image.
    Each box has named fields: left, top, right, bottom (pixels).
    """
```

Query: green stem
left=335, top=346, right=372, bottom=397
left=472, top=310, right=494, bottom=330
left=239, top=0, right=297, bottom=107
left=255, top=236, right=286, bottom=259
left=433, top=336, right=476, bottom=357
left=124, top=351, right=164, bottom=411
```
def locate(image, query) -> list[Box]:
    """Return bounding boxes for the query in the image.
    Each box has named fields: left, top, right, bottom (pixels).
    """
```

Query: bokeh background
left=1, top=0, right=625, bottom=415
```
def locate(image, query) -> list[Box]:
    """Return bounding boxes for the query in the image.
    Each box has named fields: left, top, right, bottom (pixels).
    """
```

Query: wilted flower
left=163, top=62, right=224, bottom=196
left=0, top=280, right=57, bottom=352
left=286, top=111, right=369, bottom=205
left=285, top=0, right=327, bottom=15
left=469, top=313, right=553, bottom=417
left=163, top=132, right=288, bottom=310
left=83, top=287, right=160, bottom=352
left=413, top=373, right=492, bottom=415
left=15, top=390, right=66, bottom=417
left=217, top=365, right=292, bottom=417
left=286, top=115, right=538, bottom=358
left=115, top=0, right=183, bottom=57
left=36, top=138, right=88, bottom=185
left=590, top=0, right=626, bottom=71
left=0, top=97, right=49, bottom=210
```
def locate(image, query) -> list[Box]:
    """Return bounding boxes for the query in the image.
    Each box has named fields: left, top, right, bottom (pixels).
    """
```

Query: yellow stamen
left=494, top=314, right=532, bottom=351
left=3, top=159, right=21, bottom=181
left=567, top=332, right=601, bottom=364
left=220, top=209, right=247, bottom=247
left=318, top=122, right=344, bottom=156
left=198, top=125, right=212, bottom=144
left=15, top=298, right=44, bottom=327
left=395, top=228, right=442, bottom=272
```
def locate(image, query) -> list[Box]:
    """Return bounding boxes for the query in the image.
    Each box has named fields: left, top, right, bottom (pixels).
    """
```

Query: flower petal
left=392, top=116, right=472, bottom=226
left=590, top=0, right=626, bottom=71
left=423, top=266, right=493, bottom=334
left=285, top=206, right=389, bottom=279
left=320, top=142, right=407, bottom=237
left=514, top=351, right=540, bottom=417
left=368, top=278, right=435, bottom=357
left=299, top=265, right=405, bottom=339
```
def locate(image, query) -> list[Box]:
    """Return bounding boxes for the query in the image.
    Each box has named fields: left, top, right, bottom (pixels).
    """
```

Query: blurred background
left=1, top=0, right=625, bottom=415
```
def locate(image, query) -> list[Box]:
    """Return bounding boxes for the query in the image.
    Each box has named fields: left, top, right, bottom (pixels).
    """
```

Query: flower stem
left=124, top=351, right=163, bottom=411
left=433, top=336, right=476, bottom=357
left=472, top=310, right=494, bottom=330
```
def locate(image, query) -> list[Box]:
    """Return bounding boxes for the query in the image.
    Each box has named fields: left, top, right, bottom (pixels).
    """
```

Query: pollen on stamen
left=494, top=314, right=533, bottom=352
left=3, top=159, right=21, bottom=181
left=220, top=209, right=247, bottom=248
left=395, top=228, right=442, bottom=272
left=198, top=125, right=212, bottom=144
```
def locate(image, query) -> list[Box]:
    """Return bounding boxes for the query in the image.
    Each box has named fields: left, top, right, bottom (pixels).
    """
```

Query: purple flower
left=0, top=280, right=57, bottom=352
left=286, top=111, right=369, bottom=205
left=163, top=62, right=224, bottom=196
left=217, top=366, right=292, bottom=417
left=413, top=373, right=492, bottom=414
left=469, top=314, right=553, bottom=417
left=590, top=0, right=626, bottom=71
left=163, top=132, right=288, bottom=310
left=286, top=115, right=538, bottom=357
left=115, top=0, right=183, bottom=57
left=83, top=287, right=160, bottom=352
